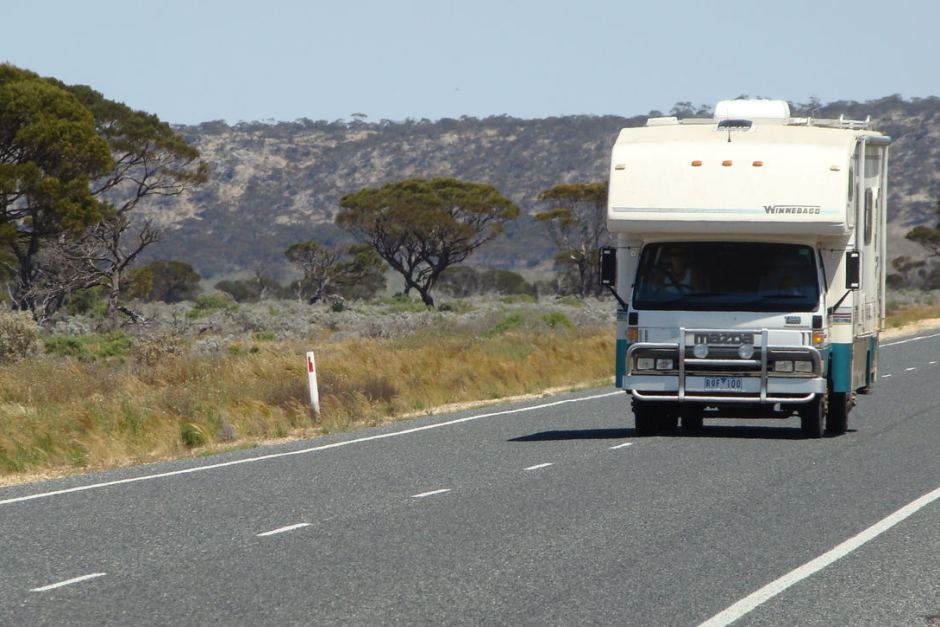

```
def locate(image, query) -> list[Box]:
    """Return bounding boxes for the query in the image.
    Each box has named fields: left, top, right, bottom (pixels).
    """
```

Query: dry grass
left=885, top=302, right=940, bottom=328
left=0, top=326, right=612, bottom=480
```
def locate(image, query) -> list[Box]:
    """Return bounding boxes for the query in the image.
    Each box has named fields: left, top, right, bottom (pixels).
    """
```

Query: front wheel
left=799, top=394, right=827, bottom=439
left=632, top=398, right=661, bottom=436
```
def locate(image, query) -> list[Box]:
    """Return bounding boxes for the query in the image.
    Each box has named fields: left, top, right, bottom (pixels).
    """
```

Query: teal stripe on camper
left=616, top=339, right=628, bottom=388
left=830, top=342, right=853, bottom=393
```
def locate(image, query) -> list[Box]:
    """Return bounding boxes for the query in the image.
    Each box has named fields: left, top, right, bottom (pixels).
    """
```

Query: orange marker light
left=627, top=327, right=639, bottom=342
left=722, top=160, right=733, bottom=167
left=752, top=160, right=764, bottom=167
left=691, top=160, right=702, bottom=167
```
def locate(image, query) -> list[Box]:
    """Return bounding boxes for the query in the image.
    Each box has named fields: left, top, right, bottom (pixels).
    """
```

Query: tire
left=826, top=392, right=849, bottom=435
left=660, top=413, right=679, bottom=431
left=800, top=394, right=827, bottom=439
left=632, top=398, right=660, bottom=436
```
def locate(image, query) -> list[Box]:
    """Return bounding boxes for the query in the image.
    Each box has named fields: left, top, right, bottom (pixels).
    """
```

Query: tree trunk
left=106, top=272, right=122, bottom=320
left=416, top=286, right=435, bottom=308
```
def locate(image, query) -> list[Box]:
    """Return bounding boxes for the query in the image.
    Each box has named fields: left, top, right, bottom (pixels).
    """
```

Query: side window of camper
left=864, top=188, right=874, bottom=245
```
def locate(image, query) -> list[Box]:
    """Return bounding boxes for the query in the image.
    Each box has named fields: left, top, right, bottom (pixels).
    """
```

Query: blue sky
left=3, top=0, right=938, bottom=125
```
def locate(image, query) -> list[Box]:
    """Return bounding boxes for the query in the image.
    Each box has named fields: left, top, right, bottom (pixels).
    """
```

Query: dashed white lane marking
left=0, top=391, right=621, bottom=507
left=610, top=442, right=634, bottom=450
left=412, top=489, right=451, bottom=499
left=880, top=331, right=940, bottom=347
left=930, top=361, right=937, bottom=365
left=906, top=367, right=917, bottom=371
left=524, top=463, right=553, bottom=471
left=30, top=573, right=106, bottom=592
left=698, top=483, right=940, bottom=627
left=256, top=523, right=311, bottom=537
left=882, top=374, right=893, bottom=378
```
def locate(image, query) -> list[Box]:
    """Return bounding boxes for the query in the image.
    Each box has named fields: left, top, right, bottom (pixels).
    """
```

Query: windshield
left=633, top=242, right=820, bottom=312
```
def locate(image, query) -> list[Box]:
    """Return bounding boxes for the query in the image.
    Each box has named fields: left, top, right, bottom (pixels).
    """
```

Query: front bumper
left=625, top=327, right=825, bottom=404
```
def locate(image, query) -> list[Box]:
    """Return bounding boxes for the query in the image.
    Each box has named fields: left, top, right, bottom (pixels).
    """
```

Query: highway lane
left=0, top=332, right=938, bottom=625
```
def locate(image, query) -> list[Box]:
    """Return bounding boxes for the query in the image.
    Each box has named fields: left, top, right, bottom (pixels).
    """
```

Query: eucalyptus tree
left=535, top=182, right=609, bottom=297
left=337, top=177, right=519, bottom=308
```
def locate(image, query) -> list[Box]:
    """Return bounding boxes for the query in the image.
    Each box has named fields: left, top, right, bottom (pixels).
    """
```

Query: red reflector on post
left=722, top=160, right=733, bottom=167
left=691, top=160, right=702, bottom=167
left=752, top=160, right=764, bottom=167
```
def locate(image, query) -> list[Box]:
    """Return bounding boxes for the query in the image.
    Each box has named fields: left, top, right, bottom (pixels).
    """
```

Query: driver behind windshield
left=650, top=251, right=703, bottom=295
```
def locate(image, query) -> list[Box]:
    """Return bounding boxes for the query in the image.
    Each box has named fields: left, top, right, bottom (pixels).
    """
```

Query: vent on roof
left=714, top=99, right=790, bottom=124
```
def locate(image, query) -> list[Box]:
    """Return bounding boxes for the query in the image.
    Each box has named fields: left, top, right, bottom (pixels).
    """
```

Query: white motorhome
left=601, top=99, right=889, bottom=438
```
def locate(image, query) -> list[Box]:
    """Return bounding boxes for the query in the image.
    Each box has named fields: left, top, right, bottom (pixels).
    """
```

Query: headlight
left=774, top=360, right=794, bottom=373
left=794, top=360, right=814, bottom=373
left=636, top=357, right=655, bottom=371
left=655, top=358, right=673, bottom=370
left=737, top=344, right=755, bottom=359
left=693, top=344, right=709, bottom=359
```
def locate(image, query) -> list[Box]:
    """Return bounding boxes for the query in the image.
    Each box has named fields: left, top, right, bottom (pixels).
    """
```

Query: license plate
left=703, top=376, right=744, bottom=392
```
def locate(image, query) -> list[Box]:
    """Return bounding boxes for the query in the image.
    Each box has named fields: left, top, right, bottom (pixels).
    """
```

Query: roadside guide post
left=306, top=351, right=320, bottom=416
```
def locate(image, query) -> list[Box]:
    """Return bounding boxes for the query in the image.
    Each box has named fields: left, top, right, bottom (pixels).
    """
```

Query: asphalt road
left=1, top=331, right=939, bottom=626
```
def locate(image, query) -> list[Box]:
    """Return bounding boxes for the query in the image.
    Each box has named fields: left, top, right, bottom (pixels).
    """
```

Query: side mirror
left=600, top=247, right=616, bottom=286
left=845, top=251, right=860, bottom=290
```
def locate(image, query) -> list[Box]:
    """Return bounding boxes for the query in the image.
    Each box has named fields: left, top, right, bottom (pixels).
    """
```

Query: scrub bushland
left=0, top=302, right=612, bottom=481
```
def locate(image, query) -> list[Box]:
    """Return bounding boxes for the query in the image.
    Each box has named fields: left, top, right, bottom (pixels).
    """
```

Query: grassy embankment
left=0, top=314, right=612, bottom=481
left=2, top=299, right=938, bottom=482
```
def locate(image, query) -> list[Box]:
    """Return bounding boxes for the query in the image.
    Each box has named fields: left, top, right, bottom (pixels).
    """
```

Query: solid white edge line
left=698, top=483, right=940, bottom=627
left=30, top=572, right=106, bottom=592
left=0, top=391, right=621, bottom=507
left=880, top=331, right=940, bottom=347
left=524, top=463, right=553, bottom=471
left=610, top=442, right=634, bottom=450
left=411, top=488, right=450, bottom=499
left=256, top=522, right=311, bottom=537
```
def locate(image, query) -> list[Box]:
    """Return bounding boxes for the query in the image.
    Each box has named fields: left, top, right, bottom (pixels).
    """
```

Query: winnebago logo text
left=763, top=205, right=821, bottom=215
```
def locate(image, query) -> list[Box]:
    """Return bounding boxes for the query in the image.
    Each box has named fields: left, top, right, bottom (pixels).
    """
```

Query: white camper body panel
left=607, top=123, right=883, bottom=237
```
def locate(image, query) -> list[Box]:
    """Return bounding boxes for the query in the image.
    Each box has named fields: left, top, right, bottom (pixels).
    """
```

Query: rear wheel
left=826, top=392, right=849, bottom=435
left=800, top=394, right=827, bottom=438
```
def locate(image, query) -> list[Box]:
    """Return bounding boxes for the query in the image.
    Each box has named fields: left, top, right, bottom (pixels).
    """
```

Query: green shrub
left=43, top=332, right=133, bottom=362
left=484, top=312, right=526, bottom=337
left=541, top=312, right=574, bottom=330
left=187, top=292, right=238, bottom=319
left=557, top=296, right=584, bottom=308
left=252, top=330, right=276, bottom=341
left=378, top=295, right=428, bottom=313
left=500, top=293, right=538, bottom=304
left=0, top=311, right=40, bottom=362
left=437, top=301, right=474, bottom=313
left=180, top=422, right=208, bottom=448
left=62, top=288, right=108, bottom=317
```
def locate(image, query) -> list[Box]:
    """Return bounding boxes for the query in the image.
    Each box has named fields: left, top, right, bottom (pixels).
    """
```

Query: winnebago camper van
left=601, top=99, right=889, bottom=438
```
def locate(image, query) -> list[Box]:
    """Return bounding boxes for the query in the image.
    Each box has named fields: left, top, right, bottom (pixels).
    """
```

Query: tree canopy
left=337, top=177, right=518, bottom=307
left=535, top=182, right=609, bottom=297
left=0, top=63, right=206, bottom=320
left=906, top=199, right=940, bottom=258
